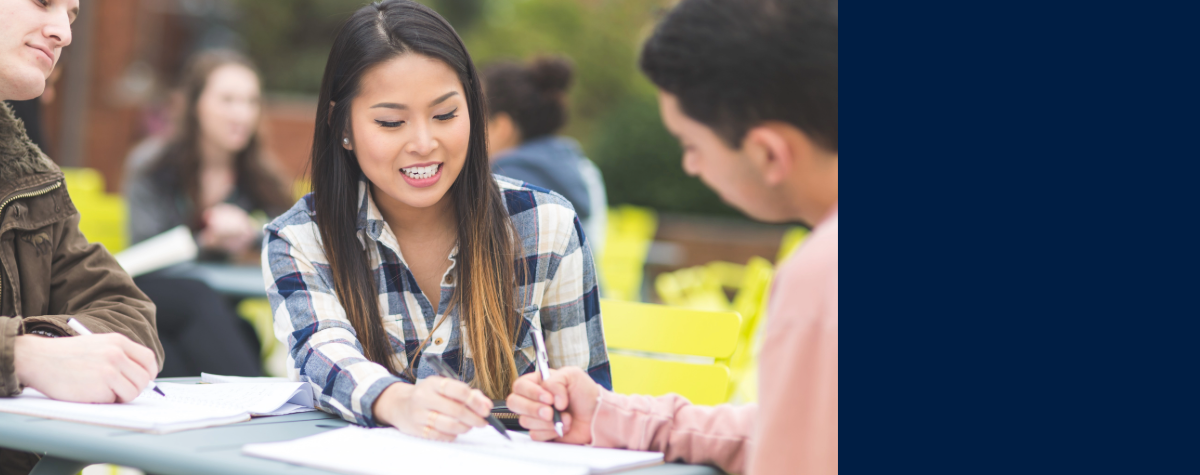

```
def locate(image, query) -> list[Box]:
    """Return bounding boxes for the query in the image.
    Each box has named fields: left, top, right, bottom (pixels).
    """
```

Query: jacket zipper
left=0, top=180, right=63, bottom=310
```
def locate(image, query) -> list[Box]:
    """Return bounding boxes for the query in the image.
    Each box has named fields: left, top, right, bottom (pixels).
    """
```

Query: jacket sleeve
left=591, top=392, right=757, bottom=474
left=263, top=222, right=404, bottom=427
left=0, top=316, right=23, bottom=395
left=18, top=213, right=164, bottom=370
left=538, top=204, right=610, bottom=390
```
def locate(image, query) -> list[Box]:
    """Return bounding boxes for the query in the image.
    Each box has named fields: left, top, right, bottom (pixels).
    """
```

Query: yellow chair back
left=598, top=206, right=658, bottom=301
left=601, top=298, right=741, bottom=405
left=61, top=168, right=129, bottom=253
left=776, top=226, right=810, bottom=264
left=725, top=256, right=775, bottom=403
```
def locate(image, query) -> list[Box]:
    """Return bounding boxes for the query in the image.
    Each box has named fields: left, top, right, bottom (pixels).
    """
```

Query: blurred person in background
left=2, top=0, right=163, bottom=472
left=483, top=56, right=607, bottom=256
left=506, top=0, right=838, bottom=474
left=123, top=49, right=292, bottom=377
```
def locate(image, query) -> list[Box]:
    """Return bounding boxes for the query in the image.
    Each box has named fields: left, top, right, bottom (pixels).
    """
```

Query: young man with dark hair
left=1, top=0, right=164, bottom=472
left=506, top=0, right=838, bottom=473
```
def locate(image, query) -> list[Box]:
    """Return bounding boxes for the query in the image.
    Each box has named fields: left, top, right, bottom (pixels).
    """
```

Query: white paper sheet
left=157, top=382, right=314, bottom=415
left=243, top=426, right=663, bottom=475
left=114, top=225, right=198, bottom=277
left=0, top=388, right=248, bottom=434
left=198, top=373, right=316, bottom=412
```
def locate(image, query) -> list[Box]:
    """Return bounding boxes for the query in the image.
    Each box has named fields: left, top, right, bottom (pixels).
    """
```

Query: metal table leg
left=29, top=454, right=90, bottom=475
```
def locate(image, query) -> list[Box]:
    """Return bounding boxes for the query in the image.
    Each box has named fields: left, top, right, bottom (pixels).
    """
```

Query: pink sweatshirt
left=591, top=206, right=838, bottom=475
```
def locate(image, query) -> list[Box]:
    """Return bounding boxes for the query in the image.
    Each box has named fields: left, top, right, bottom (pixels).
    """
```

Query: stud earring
left=343, top=138, right=350, bottom=145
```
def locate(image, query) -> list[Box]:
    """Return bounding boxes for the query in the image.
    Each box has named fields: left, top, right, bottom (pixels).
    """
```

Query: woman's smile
left=400, top=162, right=443, bottom=188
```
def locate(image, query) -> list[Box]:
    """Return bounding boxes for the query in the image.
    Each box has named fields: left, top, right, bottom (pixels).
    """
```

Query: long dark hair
left=150, top=49, right=291, bottom=226
left=311, top=0, right=521, bottom=399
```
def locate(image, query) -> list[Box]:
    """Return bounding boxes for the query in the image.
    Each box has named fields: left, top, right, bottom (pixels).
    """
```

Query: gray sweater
left=491, top=136, right=593, bottom=220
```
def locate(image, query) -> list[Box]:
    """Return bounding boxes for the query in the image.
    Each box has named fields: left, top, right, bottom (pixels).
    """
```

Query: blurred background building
left=34, top=0, right=801, bottom=304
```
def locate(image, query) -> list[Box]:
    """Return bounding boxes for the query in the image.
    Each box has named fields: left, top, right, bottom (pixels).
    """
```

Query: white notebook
left=0, top=380, right=316, bottom=433
left=199, top=373, right=316, bottom=415
left=0, top=387, right=246, bottom=434
left=243, top=425, right=663, bottom=475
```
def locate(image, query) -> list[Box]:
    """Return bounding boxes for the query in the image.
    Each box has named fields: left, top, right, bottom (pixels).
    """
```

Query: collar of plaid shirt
left=349, top=175, right=541, bottom=382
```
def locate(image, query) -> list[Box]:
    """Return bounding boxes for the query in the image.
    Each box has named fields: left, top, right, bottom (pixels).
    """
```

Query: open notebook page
left=245, top=426, right=586, bottom=475
left=0, top=388, right=247, bottom=434
left=155, top=382, right=314, bottom=415
left=200, top=372, right=290, bottom=384
left=244, top=426, right=663, bottom=475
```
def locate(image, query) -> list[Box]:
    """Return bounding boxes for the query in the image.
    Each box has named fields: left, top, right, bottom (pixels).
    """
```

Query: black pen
left=425, top=354, right=511, bottom=440
left=530, top=328, right=563, bottom=437
left=67, top=318, right=166, bottom=397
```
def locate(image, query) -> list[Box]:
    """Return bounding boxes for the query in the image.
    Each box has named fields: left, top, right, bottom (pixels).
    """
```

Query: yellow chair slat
left=726, top=256, right=775, bottom=403
left=599, top=205, right=657, bottom=301
left=608, top=353, right=731, bottom=406
left=62, top=167, right=129, bottom=253
left=237, top=298, right=277, bottom=359
left=601, top=299, right=741, bottom=359
left=776, top=226, right=810, bottom=264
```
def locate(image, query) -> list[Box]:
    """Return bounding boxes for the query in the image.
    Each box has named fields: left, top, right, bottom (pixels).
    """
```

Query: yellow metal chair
left=725, top=256, right=776, bottom=403
left=776, top=226, right=810, bottom=264
left=728, top=228, right=810, bottom=403
left=598, top=205, right=658, bottom=301
left=61, top=167, right=129, bottom=253
left=601, top=298, right=741, bottom=405
left=654, top=263, right=730, bottom=312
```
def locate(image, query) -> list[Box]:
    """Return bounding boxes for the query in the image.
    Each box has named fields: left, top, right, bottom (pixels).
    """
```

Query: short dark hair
left=481, top=56, right=573, bottom=141
left=640, top=0, right=838, bottom=152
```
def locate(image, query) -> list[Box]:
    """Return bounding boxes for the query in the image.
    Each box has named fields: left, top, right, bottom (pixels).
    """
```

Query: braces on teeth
left=403, top=164, right=438, bottom=179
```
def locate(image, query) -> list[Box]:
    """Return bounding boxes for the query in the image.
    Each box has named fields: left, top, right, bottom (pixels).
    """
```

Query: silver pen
left=66, top=318, right=166, bottom=397
left=530, top=327, right=563, bottom=437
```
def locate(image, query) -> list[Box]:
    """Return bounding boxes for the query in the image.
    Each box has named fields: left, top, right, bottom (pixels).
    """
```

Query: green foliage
left=231, top=0, right=364, bottom=93
left=589, top=95, right=736, bottom=216
left=231, top=0, right=736, bottom=216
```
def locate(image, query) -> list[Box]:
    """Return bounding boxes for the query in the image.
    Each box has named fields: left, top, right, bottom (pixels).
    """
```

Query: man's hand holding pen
left=506, top=366, right=602, bottom=444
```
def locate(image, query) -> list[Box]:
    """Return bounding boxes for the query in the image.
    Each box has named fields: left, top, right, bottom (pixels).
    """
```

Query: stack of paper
left=0, top=378, right=318, bottom=433
left=199, top=373, right=315, bottom=415
left=244, top=425, right=663, bottom=475
left=0, top=387, right=247, bottom=434
left=160, top=381, right=314, bottom=416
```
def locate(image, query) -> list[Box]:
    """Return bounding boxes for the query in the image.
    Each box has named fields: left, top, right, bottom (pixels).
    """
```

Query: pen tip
left=555, top=422, right=564, bottom=438
left=154, top=386, right=166, bottom=396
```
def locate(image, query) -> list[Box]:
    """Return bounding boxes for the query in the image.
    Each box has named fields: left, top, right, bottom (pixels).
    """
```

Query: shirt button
left=434, top=337, right=444, bottom=346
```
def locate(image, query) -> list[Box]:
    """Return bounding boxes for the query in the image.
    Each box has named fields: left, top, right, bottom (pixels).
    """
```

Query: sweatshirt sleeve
left=590, top=392, right=757, bottom=474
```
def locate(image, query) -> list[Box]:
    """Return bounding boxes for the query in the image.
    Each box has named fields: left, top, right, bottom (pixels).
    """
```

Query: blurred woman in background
left=125, top=49, right=292, bottom=258
left=123, top=49, right=292, bottom=377
left=483, top=56, right=608, bottom=255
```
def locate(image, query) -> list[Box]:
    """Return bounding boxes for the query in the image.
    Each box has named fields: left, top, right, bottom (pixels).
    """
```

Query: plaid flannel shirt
left=263, top=175, right=610, bottom=426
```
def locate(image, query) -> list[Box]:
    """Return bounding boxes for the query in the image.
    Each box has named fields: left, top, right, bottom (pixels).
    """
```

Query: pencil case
left=490, top=400, right=524, bottom=431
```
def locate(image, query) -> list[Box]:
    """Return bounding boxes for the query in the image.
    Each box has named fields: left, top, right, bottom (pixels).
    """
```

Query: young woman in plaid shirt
left=263, top=0, right=609, bottom=441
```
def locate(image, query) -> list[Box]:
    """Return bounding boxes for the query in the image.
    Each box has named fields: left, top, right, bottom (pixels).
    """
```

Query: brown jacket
left=0, top=101, right=164, bottom=398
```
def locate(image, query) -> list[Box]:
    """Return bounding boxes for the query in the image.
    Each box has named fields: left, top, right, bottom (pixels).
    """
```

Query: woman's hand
left=373, top=377, right=493, bottom=441
left=506, top=366, right=601, bottom=444
left=197, top=203, right=260, bottom=255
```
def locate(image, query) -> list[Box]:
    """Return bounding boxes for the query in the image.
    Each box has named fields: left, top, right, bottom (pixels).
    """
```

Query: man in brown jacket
left=2, top=0, right=164, bottom=473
